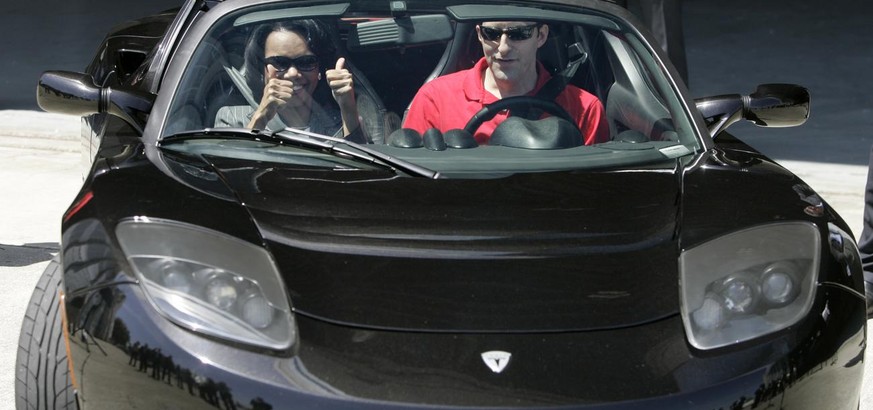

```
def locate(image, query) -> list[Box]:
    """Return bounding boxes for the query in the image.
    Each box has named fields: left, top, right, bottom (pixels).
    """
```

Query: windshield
left=162, top=0, right=700, bottom=176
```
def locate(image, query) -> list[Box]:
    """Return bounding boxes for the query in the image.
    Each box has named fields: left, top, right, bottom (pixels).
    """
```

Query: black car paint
left=63, top=272, right=865, bottom=409
left=59, top=126, right=866, bottom=408
left=241, top=166, right=682, bottom=331
left=62, top=226, right=866, bottom=409
left=41, top=0, right=866, bottom=408
left=85, top=9, right=178, bottom=86
left=78, top=146, right=685, bottom=332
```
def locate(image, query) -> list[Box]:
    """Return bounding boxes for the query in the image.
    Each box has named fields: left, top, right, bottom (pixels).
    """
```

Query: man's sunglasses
left=479, top=24, right=540, bottom=42
left=264, top=55, right=319, bottom=72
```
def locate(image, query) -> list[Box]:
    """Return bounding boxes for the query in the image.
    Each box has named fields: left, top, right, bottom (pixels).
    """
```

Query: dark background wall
left=1, top=0, right=181, bottom=109
left=683, top=0, right=873, bottom=165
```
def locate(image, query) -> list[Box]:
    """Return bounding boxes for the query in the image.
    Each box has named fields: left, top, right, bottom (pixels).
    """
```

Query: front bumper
left=64, top=282, right=866, bottom=409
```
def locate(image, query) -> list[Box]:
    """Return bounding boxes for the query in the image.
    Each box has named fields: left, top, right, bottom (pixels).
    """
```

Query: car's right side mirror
left=694, top=83, right=810, bottom=137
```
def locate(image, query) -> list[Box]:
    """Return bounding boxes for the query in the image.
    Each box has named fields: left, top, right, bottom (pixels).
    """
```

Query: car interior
left=163, top=5, right=683, bottom=153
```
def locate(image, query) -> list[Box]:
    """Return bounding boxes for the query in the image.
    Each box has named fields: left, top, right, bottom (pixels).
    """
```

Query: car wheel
left=15, top=256, right=76, bottom=410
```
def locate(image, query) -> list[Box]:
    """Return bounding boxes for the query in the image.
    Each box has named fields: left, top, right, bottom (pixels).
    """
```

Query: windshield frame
left=145, top=0, right=712, bottom=176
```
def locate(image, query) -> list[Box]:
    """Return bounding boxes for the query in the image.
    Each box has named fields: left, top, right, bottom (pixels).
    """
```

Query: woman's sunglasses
left=479, top=24, right=540, bottom=42
left=264, top=55, right=319, bottom=72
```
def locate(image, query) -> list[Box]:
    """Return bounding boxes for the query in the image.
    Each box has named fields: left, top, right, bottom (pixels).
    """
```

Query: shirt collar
left=463, top=57, right=553, bottom=102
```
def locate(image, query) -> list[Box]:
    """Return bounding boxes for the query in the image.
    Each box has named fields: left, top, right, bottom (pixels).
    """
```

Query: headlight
left=680, top=222, right=819, bottom=350
left=116, top=218, right=295, bottom=350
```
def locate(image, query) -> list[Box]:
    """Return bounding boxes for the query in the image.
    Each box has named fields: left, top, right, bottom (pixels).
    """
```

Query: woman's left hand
left=326, top=57, right=356, bottom=112
left=326, top=57, right=360, bottom=137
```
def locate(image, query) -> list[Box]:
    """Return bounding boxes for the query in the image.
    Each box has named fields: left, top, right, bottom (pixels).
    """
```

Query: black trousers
left=855, top=145, right=873, bottom=312
left=858, top=147, right=873, bottom=273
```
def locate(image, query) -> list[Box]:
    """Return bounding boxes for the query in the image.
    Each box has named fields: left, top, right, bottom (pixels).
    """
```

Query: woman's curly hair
left=240, top=19, right=337, bottom=103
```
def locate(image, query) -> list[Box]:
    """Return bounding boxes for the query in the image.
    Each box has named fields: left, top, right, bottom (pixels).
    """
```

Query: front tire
left=15, top=256, right=76, bottom=409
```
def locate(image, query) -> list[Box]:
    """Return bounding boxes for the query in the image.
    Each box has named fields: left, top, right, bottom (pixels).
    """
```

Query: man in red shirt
left=403, top=21, right=609, bottom=146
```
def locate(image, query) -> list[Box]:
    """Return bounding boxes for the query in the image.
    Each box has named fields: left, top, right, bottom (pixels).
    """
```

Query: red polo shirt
left=403, top=58, right=609, bottom=145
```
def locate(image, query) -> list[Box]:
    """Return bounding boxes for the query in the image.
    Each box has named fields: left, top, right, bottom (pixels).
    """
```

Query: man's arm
left=578, top=99, right=610, bottom=145
left=559, top=87, right=610, bottom=145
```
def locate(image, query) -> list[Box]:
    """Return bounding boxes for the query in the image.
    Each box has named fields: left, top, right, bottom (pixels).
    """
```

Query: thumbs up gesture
left=325, top=57, right=361, bottom=137
left=326, top=57, right=356, bottom=111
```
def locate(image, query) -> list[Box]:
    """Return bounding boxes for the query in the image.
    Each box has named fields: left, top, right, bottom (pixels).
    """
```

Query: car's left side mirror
left=694, top=83, right=810, bottom=137
left=36, top=70, right=155, bottom=135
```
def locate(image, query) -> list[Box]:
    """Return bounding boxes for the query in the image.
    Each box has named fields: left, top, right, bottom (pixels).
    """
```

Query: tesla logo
left=481, top=351, right=512, bottom=373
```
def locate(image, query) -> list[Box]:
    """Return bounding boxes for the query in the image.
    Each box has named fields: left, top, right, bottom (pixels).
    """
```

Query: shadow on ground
left=0, top=243, right=59, bottom=267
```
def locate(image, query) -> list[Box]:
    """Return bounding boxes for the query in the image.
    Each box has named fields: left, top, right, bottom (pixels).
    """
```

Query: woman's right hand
left=248, top=76, right=294, bottom=129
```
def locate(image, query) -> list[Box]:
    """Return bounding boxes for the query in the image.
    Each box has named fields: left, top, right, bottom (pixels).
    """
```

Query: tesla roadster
left=17, top=0, right=869, bottom=408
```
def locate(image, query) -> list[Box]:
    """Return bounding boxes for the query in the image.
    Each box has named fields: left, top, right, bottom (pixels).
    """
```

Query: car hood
left=199, top=158, right=683, bottom=333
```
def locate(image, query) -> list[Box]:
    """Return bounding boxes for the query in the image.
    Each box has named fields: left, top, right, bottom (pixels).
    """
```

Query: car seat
left=600, top=30, right=676, bottom=141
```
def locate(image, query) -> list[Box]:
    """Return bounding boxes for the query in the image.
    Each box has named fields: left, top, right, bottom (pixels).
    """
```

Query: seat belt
left=511, top=42, right=588, bottom=120
left=223, top=66, right=259, bottom=108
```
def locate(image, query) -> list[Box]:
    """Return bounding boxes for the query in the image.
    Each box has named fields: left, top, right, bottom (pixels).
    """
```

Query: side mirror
left=37, top=70, right=155, bottom=134
left=694, top=84, right=810, bottom=137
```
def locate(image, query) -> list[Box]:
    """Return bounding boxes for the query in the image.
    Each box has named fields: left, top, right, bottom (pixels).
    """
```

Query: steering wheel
left=463, top=96, right=576, bottom=135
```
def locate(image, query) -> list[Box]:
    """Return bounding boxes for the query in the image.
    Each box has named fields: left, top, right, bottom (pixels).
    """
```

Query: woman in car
left=215, top=19, right=365, bottom=142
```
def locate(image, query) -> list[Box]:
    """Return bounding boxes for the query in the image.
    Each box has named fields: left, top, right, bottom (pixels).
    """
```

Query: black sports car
left=18, top=0, right=870, bottom=409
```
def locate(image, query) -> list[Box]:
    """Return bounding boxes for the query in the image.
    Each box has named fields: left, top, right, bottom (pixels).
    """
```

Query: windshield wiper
left=273, top=127, right=438, bottom=178
left=161, top=128, right=286, bottom=145
left=160, top=128, right=439, bottom=178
